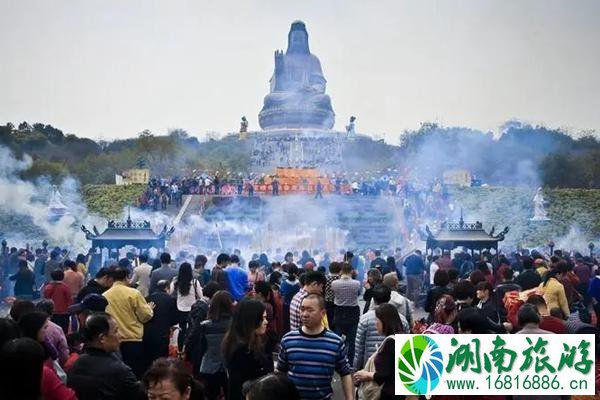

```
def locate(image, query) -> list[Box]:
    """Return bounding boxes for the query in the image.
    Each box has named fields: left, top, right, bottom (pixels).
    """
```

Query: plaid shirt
left=289, top=288, right=308, bottom=331
left=331, top=276, right=361, bottom=307
left=325, top=274, right=340, bottom=303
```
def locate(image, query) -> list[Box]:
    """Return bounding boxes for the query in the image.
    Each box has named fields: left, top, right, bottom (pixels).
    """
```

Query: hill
left=1, top=119, right=599, bottom=189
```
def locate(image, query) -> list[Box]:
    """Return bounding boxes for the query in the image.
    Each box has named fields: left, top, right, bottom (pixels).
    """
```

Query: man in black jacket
left=476, top=281, right=509, bottom=333
left=515, top=256, right=542, bottom=290
left=370, top=250, right=387, bottom=271
left=67, top=312, right=145, bottom=400
left=75, top=267, right=114, bottom=303
left=143, top=280, right=178, bottom=370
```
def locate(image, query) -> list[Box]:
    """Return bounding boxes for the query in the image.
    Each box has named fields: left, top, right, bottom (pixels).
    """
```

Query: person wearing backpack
left=170, top=262, right=203, bottom=352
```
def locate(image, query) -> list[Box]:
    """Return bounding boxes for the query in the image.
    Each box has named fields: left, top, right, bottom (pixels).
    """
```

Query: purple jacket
left=45, top=320, right=69, bottom=365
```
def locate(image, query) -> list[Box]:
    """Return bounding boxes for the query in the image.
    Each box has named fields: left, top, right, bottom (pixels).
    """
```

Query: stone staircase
left=177, top=194, right=403, bottom=250
left=334, top=196, right=401, bottom=249
left=184, top=196, right=263, bottom=249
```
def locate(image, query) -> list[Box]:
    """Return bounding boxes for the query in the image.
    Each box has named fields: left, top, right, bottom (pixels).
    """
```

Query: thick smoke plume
left=0, top=145, right=103, bottom=251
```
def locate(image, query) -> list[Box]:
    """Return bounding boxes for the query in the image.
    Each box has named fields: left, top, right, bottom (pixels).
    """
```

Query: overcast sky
left=1, top=0, right=599, bottom=141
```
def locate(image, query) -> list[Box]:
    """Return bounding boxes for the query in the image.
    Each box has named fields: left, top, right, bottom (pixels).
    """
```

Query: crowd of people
left=1, top=241, right=599, bottom=399
left=139, top=175, right=255, bottom=208
left=137, top=173, right=450, bottom=220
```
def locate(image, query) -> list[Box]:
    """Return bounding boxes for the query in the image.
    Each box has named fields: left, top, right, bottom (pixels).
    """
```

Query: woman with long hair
left=194, top=290, right=233, bottom=400
left=18, top=311, right=53, bottom=359
left=353, top=303, right=403, bottom=400
left=16, top=312, right=77, bottom=400
left=424, top=294, right=457, bottom=334
left=363, top=268, right=383, bottom=313
left=171, top=262, right=203, bottom=351
left=222, top=299, right=272, bottom=400
left=253, top=281, right=282, bottom=352
left=258, top=253, right=269, bottom=269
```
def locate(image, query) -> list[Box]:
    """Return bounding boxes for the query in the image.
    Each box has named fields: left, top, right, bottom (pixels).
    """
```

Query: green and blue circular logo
left=397, top=335, right=444, bottom=395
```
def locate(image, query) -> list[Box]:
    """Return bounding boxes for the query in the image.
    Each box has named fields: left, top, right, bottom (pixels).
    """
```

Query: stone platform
left=249, top=129, right=345, bottom=171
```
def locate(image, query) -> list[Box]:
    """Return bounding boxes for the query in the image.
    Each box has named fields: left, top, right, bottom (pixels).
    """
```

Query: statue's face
left=289, top=31, right=308, bottom=52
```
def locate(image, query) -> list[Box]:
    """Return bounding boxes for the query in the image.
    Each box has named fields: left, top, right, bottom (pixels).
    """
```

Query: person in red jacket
left=43, top=270, right=73, bottom=334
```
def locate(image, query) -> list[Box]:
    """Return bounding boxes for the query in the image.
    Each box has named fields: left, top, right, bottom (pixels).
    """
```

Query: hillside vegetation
left=82, top=184, right=147, bottom=218
left=449, top=187, right=600, bottom=249
left=1, top=120, right=599, bottom=189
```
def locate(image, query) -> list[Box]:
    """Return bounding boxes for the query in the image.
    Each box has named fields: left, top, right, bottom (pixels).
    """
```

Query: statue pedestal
left=249, top=129, right=345, bottom=172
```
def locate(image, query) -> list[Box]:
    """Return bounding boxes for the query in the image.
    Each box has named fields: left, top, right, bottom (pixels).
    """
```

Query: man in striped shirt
left=277, top=294, right=354, bottom=400
left=289, top=271, right=327, bottom=331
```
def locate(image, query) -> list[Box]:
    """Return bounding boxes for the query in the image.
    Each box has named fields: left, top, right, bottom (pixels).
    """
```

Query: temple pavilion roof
left=425, top=212, right=509, bottom=252
left=81, top=213, right=174, bottom=250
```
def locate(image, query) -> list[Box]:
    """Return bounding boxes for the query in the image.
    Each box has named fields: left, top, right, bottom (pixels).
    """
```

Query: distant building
left=116, top=169, right=150, bottom=185
left=443, top=169, right=471, bottom=187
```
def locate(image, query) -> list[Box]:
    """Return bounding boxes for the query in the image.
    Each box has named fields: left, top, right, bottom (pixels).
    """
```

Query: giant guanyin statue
left=258, top=21, right=335, bottom=130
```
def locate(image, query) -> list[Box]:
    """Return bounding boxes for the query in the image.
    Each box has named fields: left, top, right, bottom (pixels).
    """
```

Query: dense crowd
left=1, top=242, right=599, bottom=400
left=138, top=174, right=449, bottom=223
left=139, top=176, right=254, bottom=209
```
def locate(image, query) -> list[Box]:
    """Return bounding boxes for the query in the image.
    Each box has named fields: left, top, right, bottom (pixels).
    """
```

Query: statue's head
left=287, top=20, right=310, bottom=54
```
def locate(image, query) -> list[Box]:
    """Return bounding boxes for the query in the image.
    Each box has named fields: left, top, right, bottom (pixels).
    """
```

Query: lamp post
left=589, top=242, right=595, bottom=258
left=548, top=240, right=555, bottom=256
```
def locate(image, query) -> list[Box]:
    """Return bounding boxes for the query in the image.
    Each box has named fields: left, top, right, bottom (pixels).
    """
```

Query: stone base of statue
left=259, top=105, right=335, bottom=131
left=249, top=129, right=344, bottom=172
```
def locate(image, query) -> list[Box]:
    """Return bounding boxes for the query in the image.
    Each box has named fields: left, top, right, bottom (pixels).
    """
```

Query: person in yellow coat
left=103, top=266, right=154, bottom=378
left=538, top=268, right=570, bottom=319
